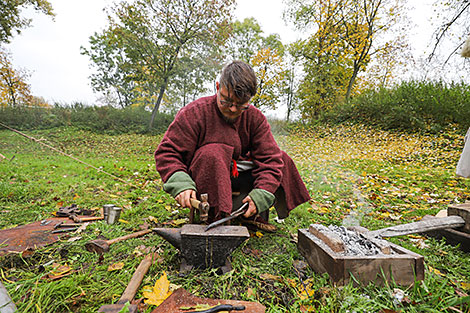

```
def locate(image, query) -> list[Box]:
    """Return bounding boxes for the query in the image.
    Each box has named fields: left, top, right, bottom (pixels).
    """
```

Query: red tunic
left=155, top=94, right=310, bottom=217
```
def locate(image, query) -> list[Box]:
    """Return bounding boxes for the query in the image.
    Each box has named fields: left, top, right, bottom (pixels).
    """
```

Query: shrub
left=0, top=104, right=174, bottom=135
left=321, top=80, right=470, bottom=133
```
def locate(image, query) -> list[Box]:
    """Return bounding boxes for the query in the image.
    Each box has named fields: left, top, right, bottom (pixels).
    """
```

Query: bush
left=0, top=104, right=174, bottom=135
left=321, top=80, right=470, bottom=133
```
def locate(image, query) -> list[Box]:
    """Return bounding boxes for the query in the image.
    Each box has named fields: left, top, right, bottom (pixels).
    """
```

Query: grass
left=0, top=124, right=469, bottom=312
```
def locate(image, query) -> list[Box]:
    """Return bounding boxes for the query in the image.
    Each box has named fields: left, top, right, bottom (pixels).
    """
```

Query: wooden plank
left=308, top=224, right=345, bottom=253
left=425, top=228, right=470, bottom=253
left=448, top=203, right=470, bottom=234
left=298, top=229, right=344, bottom=284
left=368, top=216, right=465, bottom=238
left=343, top=257, right=416, bottom=286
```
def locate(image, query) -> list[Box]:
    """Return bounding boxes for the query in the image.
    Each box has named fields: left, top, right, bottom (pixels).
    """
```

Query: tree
left=225, top=18, right=264, bottom=63
left=0, top=48, right=32, bottom=106
left=0, top=0, right=54, bottom=43
left=250, top=47, right=285, bottom=111
left=224, top=18, right=286, bottom=111
left=81, top=31, right=136, bottom=108
left=285, top=0, right=410, bottom=118
left=84, top=0, right=234, bottom=129
left=429, top=0, right=470, bottom=63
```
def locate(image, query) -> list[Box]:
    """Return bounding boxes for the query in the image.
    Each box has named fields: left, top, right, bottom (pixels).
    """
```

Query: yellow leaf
left=118, top=219, right=129, bottom=224
left=171, top=218, right=187, bottom=226
left=50, top=263, right=72, bottom=276
left=255, top=231, right=263, bottom=238
left=143, top=271, right=173, bottom=306
left=460, top=282, right=470, bottom=290
left=108, top=262, right=124, bottom=271
left=147, top=216, right=159, bottom=223
left=259, top=273, right=282, bottom=281
left=73, top=193, right=79, bottom=200
left=428, top=265, right=445, bottom=277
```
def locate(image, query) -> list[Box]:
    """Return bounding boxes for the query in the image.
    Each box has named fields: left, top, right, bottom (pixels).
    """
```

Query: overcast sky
left=6, top=0, right=434, bottom=106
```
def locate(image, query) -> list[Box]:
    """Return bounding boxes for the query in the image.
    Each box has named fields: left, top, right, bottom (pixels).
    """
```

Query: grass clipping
left=142, top=271, right=174, bottom=306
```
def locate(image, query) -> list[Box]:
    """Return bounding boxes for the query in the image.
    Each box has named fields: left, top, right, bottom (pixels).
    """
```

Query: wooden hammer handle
left=118, top=252, right=156, bottom=304
left=108, top=229, right=152, bottom=245
left=190, top=198, right=201, bottom=209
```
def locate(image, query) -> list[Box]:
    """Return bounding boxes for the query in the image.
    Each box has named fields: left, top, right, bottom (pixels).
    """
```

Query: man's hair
left=219, top=60, right=257, bottom=103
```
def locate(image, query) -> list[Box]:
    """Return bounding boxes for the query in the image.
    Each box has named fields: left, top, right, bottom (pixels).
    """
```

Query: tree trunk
left=149, top=77, right=169, bottom=130
left=345, top=63, right=360, bottom=101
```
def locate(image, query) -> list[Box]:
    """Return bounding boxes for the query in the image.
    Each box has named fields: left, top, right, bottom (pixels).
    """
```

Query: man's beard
left=222, top=115, right=237, bottom=124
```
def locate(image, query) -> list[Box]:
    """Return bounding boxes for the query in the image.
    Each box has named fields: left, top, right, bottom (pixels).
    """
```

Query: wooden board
left=448, top=203, right=470, bottom=234
left=298, top=229, right=424, bottom=286
left=425, top=228, right=470, bottom=252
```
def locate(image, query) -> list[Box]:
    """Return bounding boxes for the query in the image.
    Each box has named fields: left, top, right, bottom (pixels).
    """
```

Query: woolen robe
left=154, top=94, right=310, bottom=218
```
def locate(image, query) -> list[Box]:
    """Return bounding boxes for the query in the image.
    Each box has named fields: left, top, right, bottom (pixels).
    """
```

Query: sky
left=6, top=0, right=434, bottom=106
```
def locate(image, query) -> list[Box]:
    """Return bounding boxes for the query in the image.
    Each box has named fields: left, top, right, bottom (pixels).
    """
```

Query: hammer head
left=98, top=303, right=137, bottom=313
left=85, top=239, right=110, bottom=254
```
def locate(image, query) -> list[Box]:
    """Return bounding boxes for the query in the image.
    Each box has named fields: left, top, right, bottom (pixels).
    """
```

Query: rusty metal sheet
left=0, top=217, right=79, bottom=256
left=151, top=288, right=265, bottom=313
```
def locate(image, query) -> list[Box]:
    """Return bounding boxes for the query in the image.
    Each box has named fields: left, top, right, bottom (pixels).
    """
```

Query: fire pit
left=298, top=224, right=424, bottom=286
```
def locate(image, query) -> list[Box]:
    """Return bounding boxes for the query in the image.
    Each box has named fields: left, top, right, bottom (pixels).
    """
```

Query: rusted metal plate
left=0, top=217, right=80, bottom=256
left=298, top=228, right=424, bottom=286
left=151, top=288, right=265, bottom=313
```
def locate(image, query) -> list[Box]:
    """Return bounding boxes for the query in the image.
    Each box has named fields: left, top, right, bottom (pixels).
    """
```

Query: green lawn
left=0, top=125, right=469, bottom=312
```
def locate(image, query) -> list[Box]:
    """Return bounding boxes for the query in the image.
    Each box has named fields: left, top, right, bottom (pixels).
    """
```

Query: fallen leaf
left=67, top=236, right=82, bottom=242
left=143, top=271, right=173, bottom=306
left=108, top=262, right=125, bottom=271
left=255, top=231, right=263, bottom=238
left=171, top=218, right=187, bottom=226
left=147, top=216, right=159, bottom=224
left=259, top=273, right=282, bottom=281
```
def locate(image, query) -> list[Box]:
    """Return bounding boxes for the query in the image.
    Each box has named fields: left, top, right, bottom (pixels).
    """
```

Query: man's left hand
left=242, top=195, right=257, bottom=218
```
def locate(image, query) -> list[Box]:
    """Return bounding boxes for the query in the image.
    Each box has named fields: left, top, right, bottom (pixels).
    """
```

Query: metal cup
left=102, top=204, right=114, bottom=223
left=107, top=207, right=122, bottom=225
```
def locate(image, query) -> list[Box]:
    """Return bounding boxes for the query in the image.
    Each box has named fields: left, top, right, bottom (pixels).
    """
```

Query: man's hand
left=175, top=189, right=196, bottom=208
left=242, top=195, right=257, bottom=218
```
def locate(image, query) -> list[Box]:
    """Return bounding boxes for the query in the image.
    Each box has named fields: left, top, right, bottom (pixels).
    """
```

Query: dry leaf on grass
left=142, top=271, right=173, bottom=306
left=108, top=262, right=124, bottom=271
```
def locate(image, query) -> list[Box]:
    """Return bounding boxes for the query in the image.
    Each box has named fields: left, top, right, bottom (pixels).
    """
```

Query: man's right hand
left=175, top=189, right=197, bottom=208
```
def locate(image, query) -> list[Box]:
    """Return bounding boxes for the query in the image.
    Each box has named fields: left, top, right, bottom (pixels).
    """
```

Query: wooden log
left=368, top=216, right=465, bottom=238
left=309, top=224, right=345, bottom=253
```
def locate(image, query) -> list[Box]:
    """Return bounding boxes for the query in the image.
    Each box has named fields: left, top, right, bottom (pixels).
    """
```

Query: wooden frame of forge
left=298, top=229, right=425, bottom=286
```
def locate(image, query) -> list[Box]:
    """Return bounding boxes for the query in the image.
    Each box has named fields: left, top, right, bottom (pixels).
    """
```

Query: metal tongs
left=204, top=202, right=249, bottom=231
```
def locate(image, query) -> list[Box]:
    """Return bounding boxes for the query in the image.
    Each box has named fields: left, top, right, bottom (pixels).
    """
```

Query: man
left=155, top=60, right=310, bottom=230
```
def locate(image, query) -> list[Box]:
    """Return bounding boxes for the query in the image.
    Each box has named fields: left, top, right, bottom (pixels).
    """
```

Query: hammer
left=189, top=193, right=210, bottom=224
left=98, top=252, right=156, bottom=312
left=85, top=229, right=152, bottom=254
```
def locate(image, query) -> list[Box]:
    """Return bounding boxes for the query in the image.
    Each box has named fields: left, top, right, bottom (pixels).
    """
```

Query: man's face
left=216, top=82, right=250, bottom=123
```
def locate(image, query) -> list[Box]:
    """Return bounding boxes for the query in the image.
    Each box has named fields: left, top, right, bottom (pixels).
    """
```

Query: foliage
left=286, top=0, right=411, bottom=120
left=0, top=47, right=34, bottom=107
left=82, top=0, right=234, bottom=129
left=321, top=80, right=470, bottom=133
left=250, top=48, right=286, bottom=111
left=0, top=125, right=469, bottom=312
left=0, top=0, right=54, bottom=43
left=224, top=18, right=286, bottom=111
left=0, top=104, right=173, bottom=135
